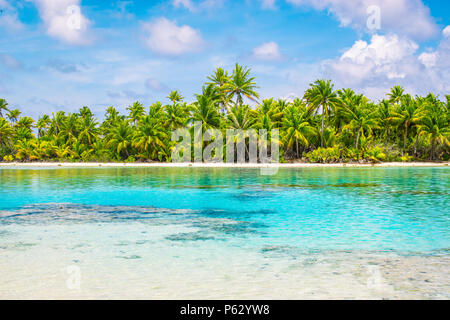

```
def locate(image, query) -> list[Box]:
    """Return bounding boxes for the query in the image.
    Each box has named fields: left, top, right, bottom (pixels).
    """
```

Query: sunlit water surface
left=0, top=167, right=449, bottom=299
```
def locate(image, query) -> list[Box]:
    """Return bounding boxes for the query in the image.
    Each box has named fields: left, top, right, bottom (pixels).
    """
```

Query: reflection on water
left=0, top=167, right=449, bottom=299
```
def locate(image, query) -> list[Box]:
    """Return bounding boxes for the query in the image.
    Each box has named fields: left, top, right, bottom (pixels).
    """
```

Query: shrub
left=304, top=146, right=341, bottom=163
left=363, top=146, right=387, bottom=163
left=3, top=155, right=14, bottom=162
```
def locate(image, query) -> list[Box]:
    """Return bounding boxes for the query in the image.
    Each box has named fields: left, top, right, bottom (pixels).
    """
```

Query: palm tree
left=336, top=88, right=362, bottom=131
left=106, top=120, right=133, bottom=159
left=0, top=99, right=9, bottom=118
left=48, top=111, right=66, bottom=137
left=167, top=91, right=183, bottom=105
left=15, top=126, right=34, bottom=141
left=227, top=104, right=255, bottom=131
left=127, top=101, right=145, bottom=126
left=191, top=95, right=222, bottom=132
left=37, top=115, right=51, bottom=138
left=198, top=84, right=222, bottom=106
left=164, top=102, right=189, bottom=131
left=414, top=101, right=450, bottom=160
left=105, top=106, right=122, bottom=124
left=388, top=85, right=405, bottom=105
left=388, top=95, right=418, bottom=155
left=226, top=104, right=255, bottom=160
left=223, top=64, right=259, bottom=105
left=79, top=106, right=93, bottom=119
left=282, top=105, right=315, bottom=158
left=14, top=139, right=35, bottom=161
left=148, top=102, right=164, bottom=118
left=207, top=67, right=230, bottom=113
left=207, top=67, right=230, bottom=88
left=377, top=100, right=392, bottom=143
left=132, top=115, right=168, bottom=160
left=342, top=103, right=379, bottom=150
left=15, top=116, right=34, bottom=130
left=79, top=115, right=99, bottom=145
left=0, top=117, right=14, bottom=149
left=59, top=113, right=79, bottom=144
left=256, top=98, right=284, bottom=127
left=304, top=79, right=340, bottom=147
left=6, top=109, right=21, bottom=123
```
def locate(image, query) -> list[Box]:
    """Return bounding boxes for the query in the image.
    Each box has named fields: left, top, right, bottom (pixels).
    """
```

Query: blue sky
left=0, top=0, right=449, bottom=119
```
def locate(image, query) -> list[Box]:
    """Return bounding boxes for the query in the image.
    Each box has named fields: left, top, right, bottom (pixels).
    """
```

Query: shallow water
left=0, top=167, right=449, bottom=299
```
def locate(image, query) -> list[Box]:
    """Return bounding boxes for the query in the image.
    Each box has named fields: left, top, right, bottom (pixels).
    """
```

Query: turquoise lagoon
left=0, top=167, right=449, bottom=299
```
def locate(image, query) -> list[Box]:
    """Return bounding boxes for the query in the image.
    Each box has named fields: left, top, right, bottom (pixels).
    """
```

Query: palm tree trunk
left=414, top=135, right=419, bottom=156
left=296, top=139, right=299, bottom=158
left=402, top=124, right=408, bottom=156
left=355, top=128, right=361, bottom=150
left=430, top=139, right=435, bottom=161
left=321, top=106, right=324, bottom=148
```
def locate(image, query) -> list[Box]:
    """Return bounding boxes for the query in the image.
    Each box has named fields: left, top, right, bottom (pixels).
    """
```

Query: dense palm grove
left=0, top=64, right=449, bottom=163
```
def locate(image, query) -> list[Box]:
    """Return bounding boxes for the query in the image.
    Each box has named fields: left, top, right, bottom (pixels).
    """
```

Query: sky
left=0, top=0, right=449, bottom=119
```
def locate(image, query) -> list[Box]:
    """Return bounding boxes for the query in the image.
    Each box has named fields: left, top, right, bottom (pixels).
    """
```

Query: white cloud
left=0, top=0, right=25, bottom=32
left=418, top=51, right=437, bottom=68
left=142, top=18, right=204, bottom=55
left=172, top=0, right=224, bottom=12
left=443, top=26, right=450, bottom=38
left=173, top=0, right=195, bottom=12
left=286, top=0, right=438, bottom=40
left=325, top=33, right=450, bottom=98
left=252, top=42, right=283, bottom=61
left=32, top=0, right=92, bottom=45
left=261, top=0, right=276, bottom=10
left=332, top=34, right=418, bottom=81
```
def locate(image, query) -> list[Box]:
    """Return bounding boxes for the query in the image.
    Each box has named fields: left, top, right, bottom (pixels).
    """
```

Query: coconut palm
left=388, top=85, right=405, bottom=105
left=15, top=126, right=34, bottom=141
left=388, top=95, right=418, bottom=155
left=6, top=109, right=21, bottom=123
left=127, top=101, right=145, bottom=126
left=164, top=102, right=189, bottom=131
left=48, top=111, right=66, bottom=137
left=191, top=95, right=222, bottom=132
left=132, top=115, right=168, bottom=160
left=79, top=106, right=93, bottom=119
left=15, top=116, right=34, bottom=130
left=14, top=139, right=35, bottom=161
left=223, top=64, right=259, bottom=105
left=148, top=102, right=164, bottom=118
left=106, top=120, right=133, bottom=159
left=0, top=117, right=14, bottom=149
left=0, top=99, right=9, bottom=118
left=167, top=91, right=183, bottom=105
left=37, top=115, right=51, bottom=138
left=342, top=102, right=379, bottom=150
left=207, top=67, right=230, bottom=113
left=256, top=99, right=284, bottom=127
left=79, top=115, right=99, bottom=145
left=227, top=104, right=255, bottom=131
left=414, top=101, right=450, bottom=160
left=377, top=100, right=392, bottom=143
left=59, top=113, right=79, bottom=144
left=304, top=79, right=340, bottom=147
left=282, top=106, right=315, bottom=158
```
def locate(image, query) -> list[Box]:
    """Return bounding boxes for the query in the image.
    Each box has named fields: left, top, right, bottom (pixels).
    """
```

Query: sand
left=0, top=161, right=448, bottom=168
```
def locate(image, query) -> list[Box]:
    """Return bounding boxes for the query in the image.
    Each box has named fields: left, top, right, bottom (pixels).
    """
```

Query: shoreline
left=0, top=161, right=448, bottom=168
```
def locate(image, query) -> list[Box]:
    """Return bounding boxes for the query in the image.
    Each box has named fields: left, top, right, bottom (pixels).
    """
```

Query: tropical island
left=0, top=64, right=449, bottom=164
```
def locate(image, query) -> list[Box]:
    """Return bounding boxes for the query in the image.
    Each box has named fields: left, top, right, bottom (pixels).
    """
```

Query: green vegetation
left=0, top=64, right=449, bottom=163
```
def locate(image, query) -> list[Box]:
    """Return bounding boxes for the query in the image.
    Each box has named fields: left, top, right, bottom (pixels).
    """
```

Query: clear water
left=0, top=167, right=449, bottom=299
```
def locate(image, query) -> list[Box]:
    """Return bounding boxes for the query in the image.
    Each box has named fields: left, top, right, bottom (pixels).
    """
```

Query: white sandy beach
left=0, top=161, right=448, bottom=168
